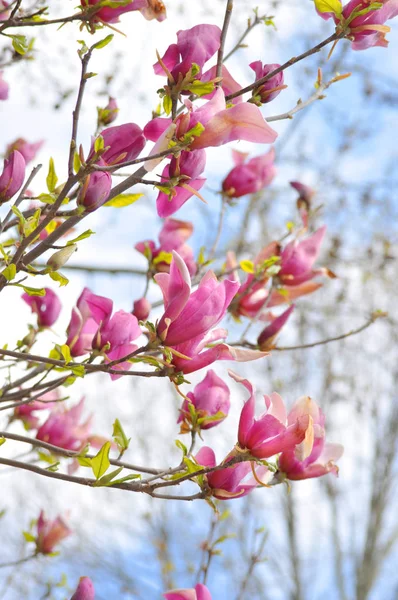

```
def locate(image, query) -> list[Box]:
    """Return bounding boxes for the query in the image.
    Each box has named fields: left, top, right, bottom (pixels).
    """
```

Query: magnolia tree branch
left=216, top=0, right=234, bottom=82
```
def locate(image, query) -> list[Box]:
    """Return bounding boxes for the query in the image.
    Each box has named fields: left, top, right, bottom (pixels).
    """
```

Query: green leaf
left=0, top=437, right=5, bottom=446
left=95, top=466, right=123, bottom=486
left=20, top=285, right=46, bottom=297
left=91, top=441, right=111, bottom=479
left=107, top=474, right=141, bottom=485
left=66, top=229, right=95, bottom=245
left=153, top=251, right=172, bottom=266
left=71, top=364, right=85, bottom=377
left=23, top=209, right=41, bottom=237
left=11, top=205, right=25, bottom=224
left=94, top=135, right=104, bottom=153
left=104, top=193, right=143, bottom=208
left=112, top=419, right=131, bottom=452
left=60, top=344, right=71, bottom=365
left=240, top=259, right=254, bottom=274
left=185, top=81, right=215, bottom=97
left=314, top=0, right=342, bottom=17
left=77, top=456, right=92, bottom=468
left=23, top=531, right=36, bottom=543
left=11, top=34, right=28, bottom=55
left=73, top=152, right=82, bottom=174
left=46, top=158, right=58, bottom=193
left=2, top=264, right=16, bottom=281
left=49, top=271, right=69, bottom=287
left=38, top=193, right=56, bottom=205
left=175, top=439, right=187, bottom=456
left=184, top=122, right=205, bottom=139
left=92, top=34, right=114, bottom=50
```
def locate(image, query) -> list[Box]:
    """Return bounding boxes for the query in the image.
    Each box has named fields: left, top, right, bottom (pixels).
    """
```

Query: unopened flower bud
left=77, top=168, right=112, bottom=212
left=0, top=70, right=9, bottom=100
left=46, top=244, right=77, bottom=271
left=132, top=297, right=151, bottom=321
left=97, top=97, right=119, bottom=127
left=249, top=61, right=285, bottom=104
left=70, top=576, right=95, bottom=600
left=0, top=150, right=25, bottom=203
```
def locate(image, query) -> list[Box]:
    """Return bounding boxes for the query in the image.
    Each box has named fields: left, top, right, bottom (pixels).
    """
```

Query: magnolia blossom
left=36, top=398, right=92, bottom=452
left=317, top=0, right=398, bottom=50
left=196, top=447, right=271, bottom=500
left=144, top=88, right=277, bottom=216
left=290, top=181, right=315, bottom=228
left=97, top=97, right=118, bottom=126
left=249, top=61, right=285, bottom=104
left=82, top=0, right=165, bottom=24
left=13, top=391, right=58, bottom=429
left=77, top=163, right=112, bottom=212
left=154, top=24, right=221, bottom=81
left=228, top=227, right=329, bottom=320
left=135, top=218, right=196, bottom=275
left=90, top=123, right=145, bottom=166
left=279, top=396, right=344, bottom=480
left=0, top=150, right=25, bottom=203
left=70, top=577, right=95, bottom=600
left=35, top=511, right=72, bottom=555
left=164, top=583, right=212, bottom=600
left=156, top=252, right=265, bottom=373
left=232, top=372, right=310, bottom=459
left=6, top=138, right=44, bottom=163
left=222, top=148, right=276, bottom=198
left=22, top=287, right=62, bottom=328
left=66, top=288, right=107, bottom=357
left=178, top=369, right=230, bottom=430
left=201, top=64, right=243, bottom=104
left=0, top=71, right=9, bottom=100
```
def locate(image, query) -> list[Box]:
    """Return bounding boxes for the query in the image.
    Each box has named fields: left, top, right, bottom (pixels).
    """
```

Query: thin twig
left=216, top=0, right=234, bottom=83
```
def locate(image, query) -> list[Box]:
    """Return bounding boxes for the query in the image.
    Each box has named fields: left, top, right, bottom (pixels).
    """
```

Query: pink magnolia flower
left=278, top=396, right=344, bottom=480
left=6, top=138, right=44, bottom=164
left=196, top=446, right=270, bottom=500
left=164, top=583, right=212, bottom=600
left=36, top=398, right=92, bottom=452
left=178, top=369, right=230, bottom=430
left=77, top=163, right=112, bottom=212
left=249, top=62, right=285, bottom=104
left=22, top=287, right=62, bottom=328
left=257, top=305, right=295, bottom=351
left=156, top=251, right=238, bottom=347
left=136, top=217, right=197, bottom=276
left=0, top=71, right=9, bottom=100
left=82, top=0, right=147, bottom=24
left=97, top=97, right=118, bottom=126
left=222, top=148, right=276, bottom=198
left=154, top=24, right=221, bottom=82
left=35, top=511, right=72, bottom=554
left=0, top=150, right=25, bottom=203
left=91, top=123, right=145, bottom=166
left=132, top=297, right=151, bottom=321
left=145, top=89, right=277, bottom=216
left=13, top=391, right=58, bottom=429
left=66, top=288, right=112, bottom=357
left=85, top=295, right=141, bottom=379
left=232, top=372, right=310, bottom=459
left=278, top=225, right=328, bottom=286
left=70, top=577, right=95, bottom=600
left=156, top=253, right=265, bottom=373
left=317, top=0, right=398, bottom=50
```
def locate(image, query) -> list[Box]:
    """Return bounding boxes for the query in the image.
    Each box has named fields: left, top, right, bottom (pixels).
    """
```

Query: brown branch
left=216, top=0, right=234, bottom=83
left=225, top=32, right=342, bottom=102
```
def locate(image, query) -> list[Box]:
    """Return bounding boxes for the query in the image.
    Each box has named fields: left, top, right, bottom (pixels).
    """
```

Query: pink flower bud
left=0, top=71, right=9, bottom=100
left=249, top=62, right=285, bottom=104
left=83, top=0, right=147, bottom=24
left=77, top=168, right=112, bottom=212
left=0, top=150, right=25, bottom=203
left=93, top=123, right=146, bottom=166
left=35, top=511, right=72, bottom=554
left=0, top=2, right=10, bottom=21
left=70, top=577, right=95, bottom=600
left=178, top=370, right=230, bottom=430
left=222, top=148, right=276, bottom=198
left=6, top=138, right=44, bottom=163
left=257, top=305, right=295, bottom=351
left=22, top=288, right=62, bottom=328
left=97, top=97, right=118, bottom=126
left=132, top=297, right=151, bottom=321
left=164, top=583, right=212, bottom=600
